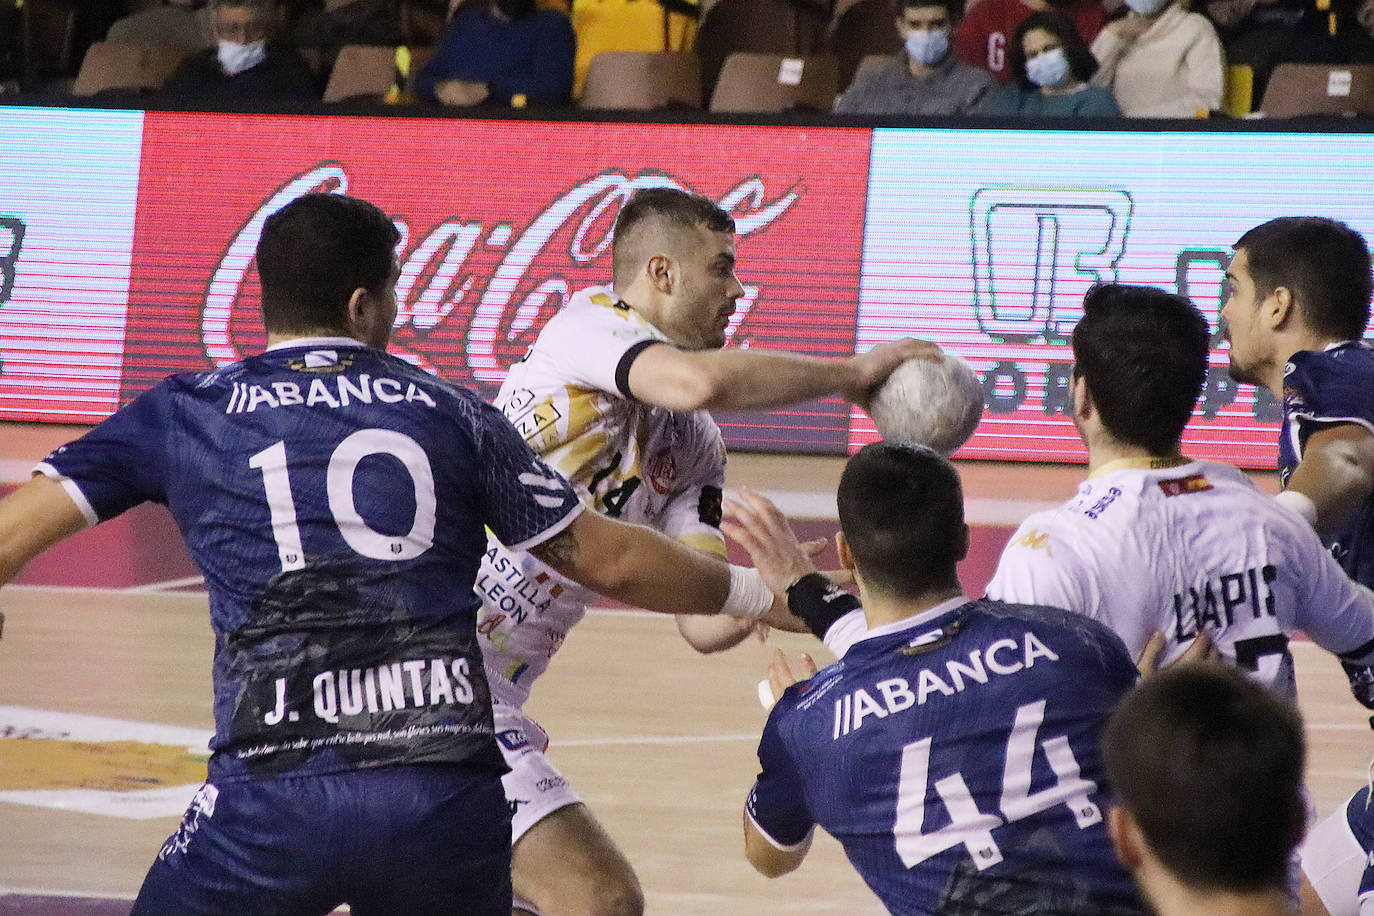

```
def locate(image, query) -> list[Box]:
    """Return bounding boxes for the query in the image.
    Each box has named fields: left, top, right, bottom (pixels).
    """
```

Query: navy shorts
left=132, top=764, right=512, bottom=915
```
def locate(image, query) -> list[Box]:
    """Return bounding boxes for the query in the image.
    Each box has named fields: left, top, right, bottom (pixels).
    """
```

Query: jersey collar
left=265, top=336, right=370, bottom=352
left=858, top=594, right=969, bottom=644
left=1089, top=455, right=1192, bottom=479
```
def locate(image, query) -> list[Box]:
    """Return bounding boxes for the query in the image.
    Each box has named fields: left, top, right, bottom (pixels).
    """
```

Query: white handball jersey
left=476, top=286, right=728, bottom=708
left=983, top=457, right=1374, bottom=697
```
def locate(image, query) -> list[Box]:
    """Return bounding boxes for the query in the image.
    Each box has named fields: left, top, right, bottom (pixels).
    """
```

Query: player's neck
left=1267, top=332, right=1354, bottom=396
left=1085, top=437, right=1182, bottom=476
left=1139, top=871, right=1296, bottom=916
left=859, top=581, right=963, bottom=629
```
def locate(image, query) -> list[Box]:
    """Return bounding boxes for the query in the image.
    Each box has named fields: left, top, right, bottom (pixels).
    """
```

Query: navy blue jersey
left=748, top=598, right=1145, bottom=916
left=38, top=339, right=581, bottom=783
left=1280, top=341, right=1374, bottom=590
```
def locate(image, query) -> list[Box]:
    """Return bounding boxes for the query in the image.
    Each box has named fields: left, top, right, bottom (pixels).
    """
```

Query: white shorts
left=494, top=702, right=582, bottom=844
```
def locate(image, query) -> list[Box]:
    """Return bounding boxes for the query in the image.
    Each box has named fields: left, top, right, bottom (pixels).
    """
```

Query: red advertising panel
left=126, top=112, right=872, bottom=451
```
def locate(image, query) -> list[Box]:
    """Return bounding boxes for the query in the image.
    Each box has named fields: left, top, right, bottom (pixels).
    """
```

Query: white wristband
left=1275, top=489, right=1318, bottom=527
left=723, top=565, right=774, bottom=620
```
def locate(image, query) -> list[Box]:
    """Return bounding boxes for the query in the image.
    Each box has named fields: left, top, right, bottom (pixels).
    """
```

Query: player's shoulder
left=964, top=598, right=1138, bottom=671
left=1286, top=342, right=1374, bottom=413
left=541, top=286, right=656, bottom=340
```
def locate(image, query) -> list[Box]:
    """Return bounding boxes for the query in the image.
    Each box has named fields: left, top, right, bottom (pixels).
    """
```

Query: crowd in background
left=0, top=0, right=1372, bottom=119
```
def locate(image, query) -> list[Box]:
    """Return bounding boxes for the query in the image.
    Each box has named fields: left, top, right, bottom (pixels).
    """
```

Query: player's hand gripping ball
left=868, top=354, right=985, bottom=455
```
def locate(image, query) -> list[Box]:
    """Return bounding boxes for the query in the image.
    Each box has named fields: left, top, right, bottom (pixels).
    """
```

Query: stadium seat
left=72, top=42, right=188, bottom=96
left=323, top=44, right=435, bottom=102
left=570, top=0, right=699, bottom=98
left=696, top=0, right=830, bottom=97
left=826, top=0, right=900, bottom=90
left=1259, top=61, right=1374, bottom=117
left=708, top=51, right=839, bottom=113
left=580, top=50, right=703, bottom=109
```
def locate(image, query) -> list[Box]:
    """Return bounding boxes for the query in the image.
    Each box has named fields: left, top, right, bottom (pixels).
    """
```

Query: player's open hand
left=765, top=648, right=819, bottom=706
left=1135, top=630, right=1218, bottom=677
left=723, top=487, right=817, bottom=594
left=843, top=337, right=943, bottom=410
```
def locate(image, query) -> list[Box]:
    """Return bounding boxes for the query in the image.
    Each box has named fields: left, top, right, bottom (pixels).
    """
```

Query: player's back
left=989, top=459, right=1374, bottom=697
left=40, top=339, right=582, bottom=782
left=767, top=599, right=1144, bottom=916
left=1281, top=341, right=1374, bottom=591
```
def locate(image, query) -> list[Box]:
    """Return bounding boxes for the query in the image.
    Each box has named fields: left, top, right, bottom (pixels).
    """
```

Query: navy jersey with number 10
left=37, top=338, right=582, bottom=784
left=747, top=598, right=1146, bottom=916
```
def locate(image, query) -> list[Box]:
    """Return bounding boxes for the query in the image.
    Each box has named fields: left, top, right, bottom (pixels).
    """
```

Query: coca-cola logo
left=200, top=163, right=801, bottom=384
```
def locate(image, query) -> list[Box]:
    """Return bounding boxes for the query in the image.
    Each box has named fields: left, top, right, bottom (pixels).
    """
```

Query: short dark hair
left=900, top=0, right=962, bottom=19
left=611, top=188, right=734, bottom=290
left=1235, top=216, right=1372, bottom=341
left=836, top=443, right=965, bottom=598
left=256, top=193, right=400, bottom=336
left=1071, top=284, right=1209, bottom=455
left=1104, top=665, right=1306, bottom=893
left=1007, top=11, right=1097, bottom=90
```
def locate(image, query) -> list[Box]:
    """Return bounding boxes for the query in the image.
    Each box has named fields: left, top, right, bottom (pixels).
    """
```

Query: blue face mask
left=905, top=28, right=950, bottom=66
left=1026, top=47, right=1072, bottom=88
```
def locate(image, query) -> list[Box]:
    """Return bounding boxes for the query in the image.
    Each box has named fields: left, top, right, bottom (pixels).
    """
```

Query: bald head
left=611, top=188, right=735, bottom=292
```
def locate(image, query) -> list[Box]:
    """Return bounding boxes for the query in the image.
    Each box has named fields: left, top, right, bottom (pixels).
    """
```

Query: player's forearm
left=648, top=349, right=854, bottom=413
left=676, top=613, right=756, bottom=653
left=1287, top=434, right=1374, bottom=534
left=536, top=511, right=732, bottom=614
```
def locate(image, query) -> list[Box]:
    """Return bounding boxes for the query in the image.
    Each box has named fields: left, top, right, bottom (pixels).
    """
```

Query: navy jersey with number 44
left=747, top=598, right=1146, bottom=916
left=37, top=339, right=582, bottom=783
left=1281, top=341, right=1374, bottom=590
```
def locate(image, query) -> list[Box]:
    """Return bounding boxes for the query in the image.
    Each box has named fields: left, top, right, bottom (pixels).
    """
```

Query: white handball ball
left=868, top=354, right=985, bottom=455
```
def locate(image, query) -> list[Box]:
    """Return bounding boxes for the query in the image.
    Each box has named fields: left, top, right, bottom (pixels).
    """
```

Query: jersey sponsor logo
left=1081, top=486, right=1121, bottom=520
left=496, top=728, right=530, bottom=752
left=1172, top=564, right=1277, bottom=640
left=477, top=548, right=557, bottom=621
left=287, top=351, right=355, bottom=373
left=832, top=632, right=1060, bottom=738
left=1157, top=475, right=1213, bottom=497
left=224, top=375, right=438, bottom=414
left=645, top=448, right=677, bottom=494
left=1010, top=529, right=1053, bottom=553
left=501, top=388, right=563, bottom=442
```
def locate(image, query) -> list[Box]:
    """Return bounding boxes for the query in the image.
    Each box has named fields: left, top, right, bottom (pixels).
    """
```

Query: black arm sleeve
left=787, top=573, right=862, bottom=641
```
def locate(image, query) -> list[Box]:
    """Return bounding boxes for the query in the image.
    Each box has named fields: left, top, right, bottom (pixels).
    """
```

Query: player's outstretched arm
left=1284, top=423, right=1374, bottom=534
left=625, top=337, right=940, bottom=413
left=0, top=475, right=88, bottom=586
left=529, top=509, right=804, bottom=630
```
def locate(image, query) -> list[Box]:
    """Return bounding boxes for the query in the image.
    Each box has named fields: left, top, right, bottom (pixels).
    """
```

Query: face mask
left=905, top=28, right=950, bottom=66
left=1124, top=0, right=1170, bottom=16
left=217, top=39, right=266, bottom=76
left=1026, top=47, right=1072, bottom=87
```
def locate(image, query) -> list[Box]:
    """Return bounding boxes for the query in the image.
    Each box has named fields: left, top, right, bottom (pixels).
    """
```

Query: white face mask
left=218, top=39, right=266, bottom=76
left=1026, top=47, right=1072, bottom=87
left=905, top=28, right=950, bottom=66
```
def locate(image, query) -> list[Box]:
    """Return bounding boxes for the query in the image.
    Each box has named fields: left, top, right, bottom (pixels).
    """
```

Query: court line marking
left=0, top=887, right=137, bottom=901
left=122, top=576, right=206, bottom=594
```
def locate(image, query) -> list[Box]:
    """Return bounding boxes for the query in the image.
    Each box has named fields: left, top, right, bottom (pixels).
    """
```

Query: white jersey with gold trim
left=825, top=459, right=1374, bottom=700
left=477, top=286, right=727, bottom=708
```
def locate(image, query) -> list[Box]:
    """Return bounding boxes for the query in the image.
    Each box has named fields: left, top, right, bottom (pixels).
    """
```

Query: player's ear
left=1267, top=285, right=1294, bottom=330
left=647, top=254, right=674, bottom=295
left=1070, top=374, right=1093, bottom=423
left=836, top=532, right=855, bottom=571
left=344, top=286, right=370, bottom=336
left=1106, top=806, right=1143, bottom=870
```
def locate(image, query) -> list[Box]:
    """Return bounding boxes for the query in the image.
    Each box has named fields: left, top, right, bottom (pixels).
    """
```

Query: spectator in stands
left=163, top=0, right=321, bottom=100
left=281, top=0, right=402, bottom=71
left=954, top=0, right=1107, bottom=83
left=107, top=0, right=216, bottom=52
left=1090, top=0, right=1224, bottom=116
left=833, top=0, right=996, bottom=115
left=981, top=10, right=1121, bottom=113
left=1103, top=665, right=1306, bottom=916
left=414, top=0, right=575, bottom=107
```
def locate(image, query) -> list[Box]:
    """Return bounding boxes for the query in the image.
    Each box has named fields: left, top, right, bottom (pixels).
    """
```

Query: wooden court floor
left=1, top=424, right=1371, bottom=914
